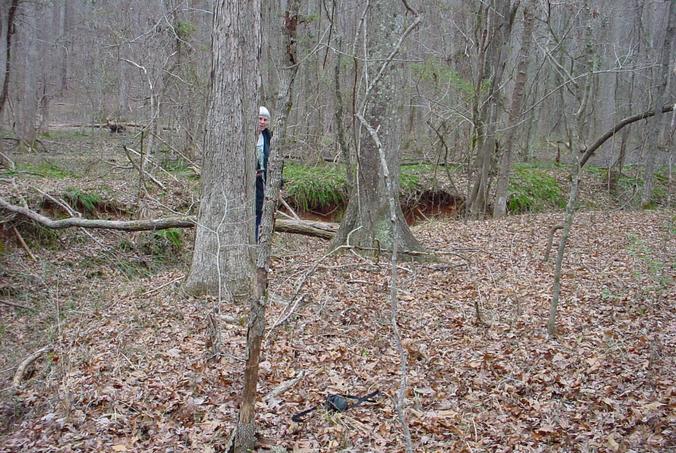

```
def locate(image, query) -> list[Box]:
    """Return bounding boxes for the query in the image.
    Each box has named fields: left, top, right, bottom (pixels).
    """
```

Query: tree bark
left=467, top=1, right=516, bottom=218
left=331, top=0, right=423, bottom=255
left=235, top=2, right=300, bottom=451
left=16, top=1, right=40, bottom=146
left=641, top=0, right=673, bottom=208
left=494, top=0, right=535, bottom=217
left=183, top=0, right=261, bottom=302
left=0, top=0, right=18, bottom=119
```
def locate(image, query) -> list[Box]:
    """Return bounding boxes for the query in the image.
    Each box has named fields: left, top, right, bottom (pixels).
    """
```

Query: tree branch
left=580, top=103, right=675, bottom=168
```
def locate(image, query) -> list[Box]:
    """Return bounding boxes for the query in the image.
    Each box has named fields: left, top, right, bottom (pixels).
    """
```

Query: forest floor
left=0, top=130, right=674, bottom=451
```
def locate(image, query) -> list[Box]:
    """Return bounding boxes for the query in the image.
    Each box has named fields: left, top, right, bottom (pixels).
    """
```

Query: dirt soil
left=0, top=132, right=675, bottom=451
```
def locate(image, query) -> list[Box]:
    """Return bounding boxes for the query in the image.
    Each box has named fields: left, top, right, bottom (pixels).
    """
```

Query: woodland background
left=0, top=0, right=674, bottom=452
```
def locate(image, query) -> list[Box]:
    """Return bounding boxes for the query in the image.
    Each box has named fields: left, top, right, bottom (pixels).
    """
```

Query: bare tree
left=0, top=0, right=19, bottom=120
left=233, top=4, right=302, bottom=451
left=331, top=0, right=423, bottom=254
left=494, top=0, right=536, bottom=217
left=466, top=0, right=517, bottom=218
left=641, top=0, right=674, bottom=207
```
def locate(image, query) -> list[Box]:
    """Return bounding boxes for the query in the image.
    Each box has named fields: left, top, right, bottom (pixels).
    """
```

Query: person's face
left=258, top=115, right=269, bottom=131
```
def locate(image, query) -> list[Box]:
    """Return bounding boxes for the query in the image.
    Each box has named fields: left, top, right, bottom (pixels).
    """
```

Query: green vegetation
left=4, top=161, right=77, bottom=179
left=283, top=162, right=347, bottom=212
left=507, top=164, right=565, bottom=213
left=412, top=57, right=477, bottom=98
left=584, top=165, right=669, bottom=207
left=64, top=188, right=103, bottom=214
left=282, top=162, right=458, bottom=212
left=153, top=228, right=184, bottom=250
left=175, top=20, right=196, bottom=40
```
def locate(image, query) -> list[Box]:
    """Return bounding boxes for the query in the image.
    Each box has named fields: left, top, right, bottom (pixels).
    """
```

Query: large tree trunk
left=494, top=0, right=535, bottom=217
left=184, top=0, right=261, bottom=302
left=641, top=0, right=673, bottom=208
left=331, top=0, right=422, bottom=254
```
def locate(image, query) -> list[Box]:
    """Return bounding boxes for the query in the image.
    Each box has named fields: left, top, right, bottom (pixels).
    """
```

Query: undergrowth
left=283, top=162, right=347, bottom=211
left=64, top=188, right=103, bottom=214
left=3, top=162, right=77, bottom=179
left=507, top=163, right=565, bottom=213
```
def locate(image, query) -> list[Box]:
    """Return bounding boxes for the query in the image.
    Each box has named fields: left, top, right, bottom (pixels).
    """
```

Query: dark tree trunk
left=0, top=0, right=18, bottom=121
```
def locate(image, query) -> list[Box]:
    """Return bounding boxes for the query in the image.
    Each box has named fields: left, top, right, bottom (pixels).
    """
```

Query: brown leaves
left=2, top=211, right=674, bottom=451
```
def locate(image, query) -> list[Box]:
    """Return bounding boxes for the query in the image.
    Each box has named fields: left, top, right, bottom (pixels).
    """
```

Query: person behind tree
left=255, top=106, right=271, bottom=241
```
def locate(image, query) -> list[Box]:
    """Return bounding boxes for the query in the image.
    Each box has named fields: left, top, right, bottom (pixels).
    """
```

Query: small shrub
left=507, top=165, right=565, bottom=213
left=154, top=228, right=183, bottom=250
left=137, top=228, right=184, bottom=261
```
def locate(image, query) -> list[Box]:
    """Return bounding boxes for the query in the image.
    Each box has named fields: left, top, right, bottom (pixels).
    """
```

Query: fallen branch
left=123, top=145, right=166, bottom=190
left=13, top=226, right=36, bottom=261
left=264, top=370, right=306, bottom=404
left=13, top=345, right=53, bottom=387
left=1, top=197, right=194, bottom=231
left=0, top=196, right=337, bottom=238
left=0, top=299, right=35, bottom=311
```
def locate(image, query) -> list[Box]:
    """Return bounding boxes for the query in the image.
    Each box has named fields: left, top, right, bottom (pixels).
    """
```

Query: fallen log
left=0, top=196, right=337, bottom=239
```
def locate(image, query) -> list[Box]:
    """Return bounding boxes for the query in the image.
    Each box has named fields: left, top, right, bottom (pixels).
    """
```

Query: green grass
left=507, top=164, right=565, bottom=213
left=282, top=162, right=458, bottom=212
left=585, top=165, right=670, bottom=206
left=5, top=161, right=78, bottom=179
left=283, top=162, right=348, bottom=211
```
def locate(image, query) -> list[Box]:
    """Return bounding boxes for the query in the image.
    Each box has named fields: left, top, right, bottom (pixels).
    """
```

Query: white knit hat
left=259, top=106, right=270, bottom=119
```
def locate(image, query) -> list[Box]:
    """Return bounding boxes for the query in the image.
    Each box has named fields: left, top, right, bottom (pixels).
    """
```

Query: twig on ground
left=12, top=226, right=36, bottom=261
left=0, top=299, right=35, bottom=311
left=279, top=196, right=301, bottom=221
left=142, top=275, right=185, bottom=296
left=265, top=293, right=307, bottom=341
left=122, top=145, right=166, bottom=190
left=13, top=346, right=53, bottom=387
left=264, top=370, right=306, bottom=403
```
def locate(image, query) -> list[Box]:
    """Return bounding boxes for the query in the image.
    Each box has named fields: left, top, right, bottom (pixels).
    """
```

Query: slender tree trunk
left=235, top=4, right=300, bottom=451
left=548, top=163, right=580, bottom=337
left=16, top=1, right=39, bottom=146
left=184, top=0, right=261, bottom=302
left=0, top=0, right=18, bottom=121
left=494, top=0, right=535, bottom=217
left=641, top=0, right=673, bottom=208
left=468, top=1, right=516, bottom=218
